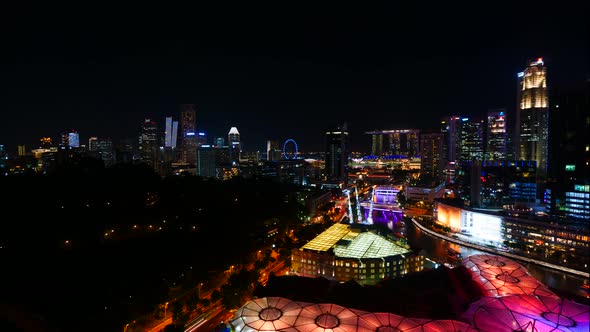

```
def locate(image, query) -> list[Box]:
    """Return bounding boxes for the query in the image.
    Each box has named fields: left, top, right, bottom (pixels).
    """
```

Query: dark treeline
left=1, top=160, right=306, bottom=332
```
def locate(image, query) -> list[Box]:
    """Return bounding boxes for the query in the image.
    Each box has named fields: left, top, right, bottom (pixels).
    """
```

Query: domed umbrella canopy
left=463, top=254, right=524, bottom=271
left=416, top=320, right=478, bottom=332
left=292, top=302, right=373, bottom=332
left=230, top=297, right=306, bottom=331
left=359, top=313, right=476, bottom=332
left=358, top=312, right=429, bottom=331
left=463, top=254, right=558, bottom=299
left=462, top=294, right=590, bottom=332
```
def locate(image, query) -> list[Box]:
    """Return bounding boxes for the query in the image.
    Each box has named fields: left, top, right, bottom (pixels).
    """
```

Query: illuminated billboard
left=435, top=202, right=503, bottom=244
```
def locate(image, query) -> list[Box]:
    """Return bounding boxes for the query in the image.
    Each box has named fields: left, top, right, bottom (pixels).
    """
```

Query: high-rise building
left=180, top=104, right=197, bottom=164
left=196, top=145, right=217, bottom=178
left=516, top=58, right=549, bottom=174
left=366, top=129, right=419, bottom=157
left=325, top=124, right=349, bottom=181
left=60, top=130, right=79, bottom=149
left=88, top=137, right=98, bottom=152
left=17, top=145, right=26, bottom=157
left=420, top=132, right=444, bottom=183
left=228, top=127, right=241, bottom=164
left=96, top=138, right=114, bottom=167
left=214, top=137, right=225, bottom=148
left=139, top=119, right=158, bottom=169
left=440, top=116, right=462, bottom=163
left=459, top=118, right=484, bottom=161
left=266, top=140, right=281, bottom=161
left=486, top=109, right=507, bottom=160
left=164, top=116, right=179, bottom=149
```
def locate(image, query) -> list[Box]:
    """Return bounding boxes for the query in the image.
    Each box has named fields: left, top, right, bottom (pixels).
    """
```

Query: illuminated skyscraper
left=459, top=118, right=484, bottom=161
left=60, top=130, right=79, bottom=149
left=325, top=123, right=349, bottom=181
left=420, top=132, right=444, bottom=183
left=139, top=118, right=158, bottom=169
left=180, top=104, right=197, bottom=164
left=440, top=116, right=462, bottom=163
left=164, top=116, right=179, bottom=149
left=228, top=127, right=241, bottom=164
left=88, top=137, right=98, bottom=152
left=516, top=58, right=549, bottom=174
left=266, top=140, right=281, bottom=161
left=486, top=109, right=507, bottom=160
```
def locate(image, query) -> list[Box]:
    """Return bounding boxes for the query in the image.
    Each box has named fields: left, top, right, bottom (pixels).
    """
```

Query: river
left=396, top=219, right=590, bottom=304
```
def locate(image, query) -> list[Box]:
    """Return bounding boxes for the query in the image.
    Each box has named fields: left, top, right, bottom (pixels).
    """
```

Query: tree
left=172, top=302, right=189, bottom=325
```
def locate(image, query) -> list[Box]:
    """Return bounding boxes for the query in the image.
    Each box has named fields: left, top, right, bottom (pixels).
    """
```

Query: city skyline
left=0, top=4, right=588, bottom=153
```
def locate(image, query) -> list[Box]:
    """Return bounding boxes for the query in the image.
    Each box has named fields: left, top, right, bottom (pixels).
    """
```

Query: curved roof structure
left=462, top=294, right=590, bottom=332
left=292, top=303, right=371, bottom=332
left=463, top=254, right=558, bottom=298
left=230, top=297, right=306, bottom=331
left=230, top=298, right=482, bottom=332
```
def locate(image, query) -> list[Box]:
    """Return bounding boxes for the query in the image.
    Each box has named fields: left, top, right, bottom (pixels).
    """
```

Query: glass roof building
left=292, top=223, right=423, bottom=285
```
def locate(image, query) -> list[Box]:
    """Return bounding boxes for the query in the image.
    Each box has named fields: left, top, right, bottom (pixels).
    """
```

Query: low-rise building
left=292, top=223, right=423, bottom=285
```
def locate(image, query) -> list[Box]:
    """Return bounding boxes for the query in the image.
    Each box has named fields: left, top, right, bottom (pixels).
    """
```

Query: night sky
left=0, top=3, right=587, bottom=153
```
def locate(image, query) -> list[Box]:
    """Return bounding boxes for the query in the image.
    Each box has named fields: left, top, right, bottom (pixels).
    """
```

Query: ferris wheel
left=282, top=139, right=299, bottom=159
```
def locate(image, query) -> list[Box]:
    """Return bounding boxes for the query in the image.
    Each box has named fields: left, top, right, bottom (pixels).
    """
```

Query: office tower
left=196, top=132, right=207, bottom=147
left=228, top=127, right=241, bottom=164
left=96, top=138, right=114, bottom=167
left=420, top=132, right=444, bottom=183
left=440, top=116, right=462, bottom=163
left=60, top=130, right=80, bottom=149
left=180, top=104, right=197, bottom=164
left=459, top=118, right=484, bottom=161
left=516, top=58, right=549, bottom=174
left=196, top=145, right=217, bottom=178
left=17, top=145, right=26, bottom=156
left=365, top=129, right=419, bottom=157
left=88, top=137, right=98, bottom=152
left=164, top=116, right=179, bottom=149
left=139, top=119, right=158, bottom=169
left=266, top=140, right=281, bottom=161
left=214, top=137, right=225, bottom=148
left=325, top=123, right=349, bottom=181
left=486, top=109, right=507, bottom=160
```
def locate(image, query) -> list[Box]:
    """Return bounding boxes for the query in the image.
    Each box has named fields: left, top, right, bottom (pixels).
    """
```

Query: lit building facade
left=196, top=145, right=217, bottom=178
left=486, top=109, right=507, bottom=160
left=564, top=184, right=590, bottom=220
left=96, top=138, right=114, bottom=167
left=366, top=129, right=419, bottom=158
left=516, top=58, right=549, bottom=174
left=325, top=124, right=349, bottom=181
left=419, top=132, right=444, bottom=182
left=292, top=223, right=423, bottom=286
left=164, top=116, right=179, bottom=149
left=138, top=118, right=158, bottom=170
left=228, top=126, right=241, bottom=164
left=0, top=144, right=7, bottom=176
left=180, top=104, right=197, bottom=164
left=60, top=130, right=80, bottom=149
left=441, top=116, right=462, bottom=163
left=459, top=118, right=484, bottom=161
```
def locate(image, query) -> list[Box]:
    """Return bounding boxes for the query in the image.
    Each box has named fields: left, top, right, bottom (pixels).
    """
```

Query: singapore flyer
left=282, top=139, right=299, bottom=159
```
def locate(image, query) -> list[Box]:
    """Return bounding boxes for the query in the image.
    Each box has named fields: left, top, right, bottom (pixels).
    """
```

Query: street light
left=123, top=323, right=129, bottom=332
left=164, top=302, right=169, bottom=320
